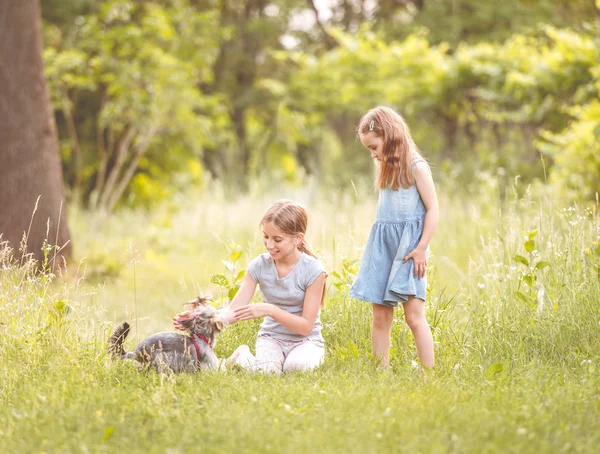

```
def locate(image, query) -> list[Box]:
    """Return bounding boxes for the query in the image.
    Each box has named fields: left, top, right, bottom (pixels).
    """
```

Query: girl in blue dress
left=349, top=106, right=439, bottom=369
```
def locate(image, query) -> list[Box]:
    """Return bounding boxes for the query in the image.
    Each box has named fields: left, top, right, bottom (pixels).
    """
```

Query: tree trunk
left=0, top=0, right=72, bottom=268
left=594, top=0, right=600, bottom=62
left=441, top=113, right=458, bottom=158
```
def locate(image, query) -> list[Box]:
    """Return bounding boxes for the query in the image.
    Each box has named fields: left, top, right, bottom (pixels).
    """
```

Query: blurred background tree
left=0, top=0, right=72, bottom=266
left=38, top=0, right=599, bottom=210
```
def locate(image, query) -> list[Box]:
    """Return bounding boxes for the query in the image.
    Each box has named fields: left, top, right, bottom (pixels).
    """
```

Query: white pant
left=234, top=336, right=325, bottom=375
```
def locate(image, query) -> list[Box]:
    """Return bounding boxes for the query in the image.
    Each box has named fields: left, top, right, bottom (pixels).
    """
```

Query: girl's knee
left=403, top=298, right=426, bottom=329
left=404, top=312, right=428, bottom=331
left=282, top=356, right=323, bottom=374
left=372, top=304, right=394, bottom=329
left=283, top=342, right=324, bottom=373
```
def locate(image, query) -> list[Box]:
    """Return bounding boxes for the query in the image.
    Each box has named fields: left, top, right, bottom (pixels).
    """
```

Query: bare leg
left=402, top=296, right=434, bottom=368
left=372, top=303, right=394, bottom=367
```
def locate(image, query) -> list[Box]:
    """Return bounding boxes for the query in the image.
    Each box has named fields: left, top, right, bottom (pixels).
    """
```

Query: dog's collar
left=194, top=333, right=212, bottom=349
left=189, top=333, right=211, bottom=369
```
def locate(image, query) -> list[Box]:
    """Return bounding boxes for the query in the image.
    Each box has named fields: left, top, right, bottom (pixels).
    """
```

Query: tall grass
left=1, top=179, right=599, bottom=453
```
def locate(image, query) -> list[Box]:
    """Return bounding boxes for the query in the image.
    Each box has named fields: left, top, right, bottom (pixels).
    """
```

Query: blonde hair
left=261, top=200, right=326, bottom=305
left=357, top=106, right=420, bottom=190
left=261, top=200, right=317, bottom=259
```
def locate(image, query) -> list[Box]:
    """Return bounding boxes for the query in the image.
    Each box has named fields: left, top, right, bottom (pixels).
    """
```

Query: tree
left=44, top=0, right=224, bottom=210
left=0, top=0, right=72, bottom=267
left=193, top=0, right=316, bottom=186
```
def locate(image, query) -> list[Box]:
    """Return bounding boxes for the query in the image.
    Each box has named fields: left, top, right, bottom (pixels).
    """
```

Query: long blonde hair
left=261, top=200, right=326, bottom=305
left=357, top=106, right=420, bottom=190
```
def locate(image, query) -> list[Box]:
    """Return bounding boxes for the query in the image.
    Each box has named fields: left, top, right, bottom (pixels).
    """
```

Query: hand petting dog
left=233, top=303, right=273, bottom=321
left=173, top=306, right=237, bottom=330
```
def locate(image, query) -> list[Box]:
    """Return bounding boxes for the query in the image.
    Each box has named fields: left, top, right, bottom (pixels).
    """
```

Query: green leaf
left=522, top=274, right=536, bottom=288
left=103, top=426, right=115, bottom=442
left=524, top=240, right=535, bottom=253
left=233, top=269, right=245, bottom=284
left=347, top=341, right=359, bottom=357
left=210, top=274, right=229, bottom=287
left=230, top=250, right=243, bottom=263
left=485, top=362, right=504, bottom=378
left=534, top=261, right=551, bottom=270
left=53, top=300, right=72, bottom=316
left=595, top=242, right=600, bottom=256
left=221, top=260, right=235, bottom=273
left=528, top=230, right=538, bottom=240
left=514, top=291, right=529, bottom=303
left=228, top=286, right=240, bottom=299
left=594, top=124, right=600, bottom=139
left=257, top=78, right=288, bottom=97
left=514, top=255, right=529, bottom=267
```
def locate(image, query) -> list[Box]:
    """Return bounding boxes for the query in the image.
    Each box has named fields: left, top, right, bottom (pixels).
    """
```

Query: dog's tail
left=108, top=322, right=131, bottom=360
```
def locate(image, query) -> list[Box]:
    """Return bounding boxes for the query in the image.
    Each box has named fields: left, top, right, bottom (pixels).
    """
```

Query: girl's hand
left=218, top=307, right=237, bottom=326
left=173, top=310, right=193, bottom=331
left=404, top=246, right=427, bottom=280
left=234, top=303, right=273, bottom=321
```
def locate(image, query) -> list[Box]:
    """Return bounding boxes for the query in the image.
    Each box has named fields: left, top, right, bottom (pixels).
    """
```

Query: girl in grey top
left=226, top=200, right=327, bottom=375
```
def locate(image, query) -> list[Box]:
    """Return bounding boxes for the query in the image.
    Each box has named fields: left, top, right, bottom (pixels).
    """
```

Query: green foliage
left=540, top=100, right=600, bottom=200
left=513, top=229, right=552, bottom=311
left=41, top=0, right=98, bottom=28
left=43, top=0, right=225, bottom=210
left=375, top=0, right=595, bottom=45
left=210, top=243, right=247, bottom=301
left=330, top=257, right=358, bottom=292
left=42, top=1, right=599, bottom=207
left=2, top=186, right=600, bottom=452
left=289, top=26, right=599, bottom=188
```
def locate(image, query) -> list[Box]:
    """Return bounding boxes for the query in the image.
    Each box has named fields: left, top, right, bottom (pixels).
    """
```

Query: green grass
left=1, top=181, right=599, bottom=453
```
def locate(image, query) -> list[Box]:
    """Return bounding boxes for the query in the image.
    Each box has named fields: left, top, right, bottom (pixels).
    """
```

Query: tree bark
left=594, top=0, right=600, bottom=62
left=0, top=0, right=72, bottom=267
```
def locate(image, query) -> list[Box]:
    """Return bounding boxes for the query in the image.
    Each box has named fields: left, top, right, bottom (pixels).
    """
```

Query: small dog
left=108, top=297, right=227, bottom=373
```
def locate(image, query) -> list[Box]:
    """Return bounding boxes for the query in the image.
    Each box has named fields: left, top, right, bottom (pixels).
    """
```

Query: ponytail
left=298, top=238, right=317, bottom=259
left=298, top=239, right=326, bottom=307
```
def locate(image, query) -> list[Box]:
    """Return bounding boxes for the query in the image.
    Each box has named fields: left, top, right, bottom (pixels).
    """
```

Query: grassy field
left=1, top=179, right=599, bottom=453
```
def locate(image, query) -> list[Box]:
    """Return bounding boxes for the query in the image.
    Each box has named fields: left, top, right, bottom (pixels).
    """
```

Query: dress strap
left=410, top=155, right=429, bottom=179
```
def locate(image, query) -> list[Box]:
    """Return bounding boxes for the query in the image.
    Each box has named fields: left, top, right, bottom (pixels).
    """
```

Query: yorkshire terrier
left=108, top=296, right=240, bottom=373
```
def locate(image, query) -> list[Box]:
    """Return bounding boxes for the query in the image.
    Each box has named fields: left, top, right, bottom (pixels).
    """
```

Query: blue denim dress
left=349, top=157, right=428, bottom=306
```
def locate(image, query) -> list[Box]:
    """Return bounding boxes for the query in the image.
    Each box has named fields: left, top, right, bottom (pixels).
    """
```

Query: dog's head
left=173, top=297, right=225, bottom=340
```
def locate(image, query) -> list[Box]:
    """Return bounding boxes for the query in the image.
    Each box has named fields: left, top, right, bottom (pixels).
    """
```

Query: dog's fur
left=108, top=297, right=225, bottom=373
